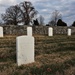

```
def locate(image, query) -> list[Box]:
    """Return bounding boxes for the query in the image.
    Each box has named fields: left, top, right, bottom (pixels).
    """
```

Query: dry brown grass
left=0, top=35, right=75, bottom=75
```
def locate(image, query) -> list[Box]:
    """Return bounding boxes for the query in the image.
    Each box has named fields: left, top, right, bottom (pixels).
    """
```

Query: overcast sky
left=0, top=0, right=75, bottom=26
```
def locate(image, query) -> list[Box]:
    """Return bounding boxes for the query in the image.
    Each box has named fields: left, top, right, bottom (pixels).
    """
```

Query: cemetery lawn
left=0, top=35, right=75, bottom=75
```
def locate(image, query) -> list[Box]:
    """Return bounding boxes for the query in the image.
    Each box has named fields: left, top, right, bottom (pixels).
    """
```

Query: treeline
left=0, top=1, right=75, bottom=26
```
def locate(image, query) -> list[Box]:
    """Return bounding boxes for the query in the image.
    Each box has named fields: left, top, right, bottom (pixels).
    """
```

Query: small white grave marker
left=48, top=27, right=53, bottom=36
left=16, top=36, right=34, bottom=66
left=68, top=28, right=71, bottom=36
left=0, top=27, right=3, bottom=37
left=27, top=27, right=32, bottom=36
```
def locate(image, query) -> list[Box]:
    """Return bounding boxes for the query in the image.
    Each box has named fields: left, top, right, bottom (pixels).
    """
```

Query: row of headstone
left=0, top=26, right=72, bottom=37
left=0, top=26, right=72, bottom=66
left=48, top=27, right=72, bottom=36
left=16, top=27, right=72, bottom=66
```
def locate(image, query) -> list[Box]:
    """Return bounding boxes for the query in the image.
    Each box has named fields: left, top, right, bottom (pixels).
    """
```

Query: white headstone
left=48, top=27, right=53, bottom=36
left=0, top=27, right=3, bottom=37
left=68, top=28, right=71, bottom=36
left=27, top=27, right=32, bottom=36
left=16, top=36, right=34, bottom=66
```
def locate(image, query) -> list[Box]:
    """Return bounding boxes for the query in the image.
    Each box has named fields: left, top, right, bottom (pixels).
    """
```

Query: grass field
left=0, top=35, right=75, bottom=75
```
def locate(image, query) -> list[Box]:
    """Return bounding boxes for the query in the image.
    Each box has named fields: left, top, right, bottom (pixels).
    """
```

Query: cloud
left=31, top=0, right=75, bottom=25
left=0, top=0, right=75, bottom=26
left=0, top=0, right=17, bottom=12
left=0, top=0, right=17, bottom=21
left=0, top=0, right=16, bottom=5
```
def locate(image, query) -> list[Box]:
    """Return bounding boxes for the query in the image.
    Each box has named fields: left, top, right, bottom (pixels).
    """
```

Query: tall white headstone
left=16, top=36, right=34, bottom=66
left=27, top=27, right=32, bottom=36
left=0, top=27, right=3, bottom=37
left=48, top=27, right=53, bottom=36
left=68, top=28, right=71, bottom=36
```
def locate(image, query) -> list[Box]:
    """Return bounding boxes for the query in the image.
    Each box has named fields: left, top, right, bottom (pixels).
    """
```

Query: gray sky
left=0, top=0, right=75, bottom=26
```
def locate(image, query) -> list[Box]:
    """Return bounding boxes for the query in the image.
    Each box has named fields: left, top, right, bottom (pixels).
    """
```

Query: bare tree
left=1, top=5, right=22, bottom=25
left=48, top=20, right=55, bottom=26
left=19, top=1, right=38, bottom=25
left=49, top=10, right=62, bottom=26
left=38, top=15, right=44, bottom=25
left=1, top=1, right=38, bottom=25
